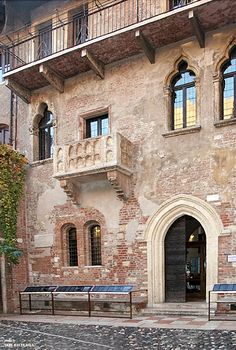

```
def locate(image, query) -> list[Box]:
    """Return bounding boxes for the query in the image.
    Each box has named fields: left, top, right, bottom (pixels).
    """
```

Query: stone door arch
left=144, top=194, right=224, bottom=307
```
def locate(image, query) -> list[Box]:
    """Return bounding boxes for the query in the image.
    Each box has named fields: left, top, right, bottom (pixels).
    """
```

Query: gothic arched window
left=38, top=106, right=54, bottom=160
left=221, top=47, right=236, bottom=120
left=171, top=61, right=196, bottom=130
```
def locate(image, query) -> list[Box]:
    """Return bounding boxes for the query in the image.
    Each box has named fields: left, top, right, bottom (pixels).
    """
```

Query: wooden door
left=165, top=217, right=186, bottom=302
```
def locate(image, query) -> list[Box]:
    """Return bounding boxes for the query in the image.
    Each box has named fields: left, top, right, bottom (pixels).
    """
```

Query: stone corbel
left=81, top=49, right=105, bottom=79
left=107, top=170, right=132, bottom=200
left=5, top=78, right=31, bottom=104
left=188, top=10, right=205, bottom=48
left=60, top=179, right=80, bottom=205
left=39, top=64, right=64, bottom=93
left=135, top=30, right=155, bottom=64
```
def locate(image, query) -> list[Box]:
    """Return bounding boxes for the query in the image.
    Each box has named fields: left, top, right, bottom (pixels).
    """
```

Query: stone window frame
left=30, top=102, right=56, bottom=162
left=213, top=38, right=236, bottom=128
left=78, top=106, right=111, bottom=140
left=83, top=220, right=103, bottom=267
left=163, top=54, right=201, bottom=137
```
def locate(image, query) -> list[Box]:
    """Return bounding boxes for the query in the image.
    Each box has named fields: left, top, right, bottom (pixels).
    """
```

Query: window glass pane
left=186, top=86, right=196, bottom=127
left=0, top=126, right=9, bottom=144
left=223, top=76, right=234, bottom=119
left=86, top=115, right=109, bottom=138
left=174, top=90, right=183, bottom=129
left=90, top=120, right=98, bottom=137
left=49, top=126, right=54, bottom=157
left=175, top=71, right=195, bottom=87
left=101, top=117, right=109, bottom=135
left=224, top=57, right=236, bottom=75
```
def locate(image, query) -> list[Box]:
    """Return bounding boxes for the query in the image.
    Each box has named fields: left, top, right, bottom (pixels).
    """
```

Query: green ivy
left=0, top=145, right=27, bottom=264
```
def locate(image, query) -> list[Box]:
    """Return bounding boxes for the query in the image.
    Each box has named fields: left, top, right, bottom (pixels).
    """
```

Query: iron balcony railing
left=170, top=0, right=194, bottom=9
left=1, top=0, right=198, bottom=73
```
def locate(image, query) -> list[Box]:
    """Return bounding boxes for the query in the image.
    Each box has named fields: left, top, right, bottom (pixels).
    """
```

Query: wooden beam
left=135, top=30, right=155, bottom=64
left=81, top=49, right=105, bottom=79
left=39, top=64, right=64, bottom=93
left=5, top=78, right=31, bottom=104
left=189, top=10, right=205, bottom=48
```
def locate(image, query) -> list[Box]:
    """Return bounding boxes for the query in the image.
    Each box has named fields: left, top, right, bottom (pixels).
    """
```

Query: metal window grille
left=39, top=107, right=54, bottom=160
left=90, top=225, right=101, bottom=266
left=68, top=228, right=78, bottom=266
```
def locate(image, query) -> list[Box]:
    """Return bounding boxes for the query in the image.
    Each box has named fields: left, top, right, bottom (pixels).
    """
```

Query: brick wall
left=4, top=25, right=236, bottom=310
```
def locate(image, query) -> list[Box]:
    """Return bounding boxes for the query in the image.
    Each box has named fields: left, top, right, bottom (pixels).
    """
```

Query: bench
left=19, top=285, right=147, bottom=319
left=208, top=284, right=236, bottom=321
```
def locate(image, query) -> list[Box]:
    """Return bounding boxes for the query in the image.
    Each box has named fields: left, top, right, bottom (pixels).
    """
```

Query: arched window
left=171, top=61, right=196, bottom=130
left=221, top=47, right=236, bottom=120
left=0, top=124, right=9, bottom=144
left=38, top=106, right=54, bottom=160
left=89, top=225, right=101, bottom=265
left=68, top=227, right=78, bottom=266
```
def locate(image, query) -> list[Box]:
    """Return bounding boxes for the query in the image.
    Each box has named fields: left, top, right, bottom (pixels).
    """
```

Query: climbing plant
left=0, top=144, right=27, bottom=264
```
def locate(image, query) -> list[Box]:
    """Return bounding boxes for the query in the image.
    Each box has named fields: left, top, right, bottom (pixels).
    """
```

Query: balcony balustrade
left=54, top=132, right=133, bottom=203
left=1, top=0, right=235, bottom=103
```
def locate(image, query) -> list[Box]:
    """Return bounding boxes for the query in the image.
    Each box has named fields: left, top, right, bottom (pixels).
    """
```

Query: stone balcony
left=54, top=132, right=133, bottom=203
left=2, top=0, right=236, bottom=103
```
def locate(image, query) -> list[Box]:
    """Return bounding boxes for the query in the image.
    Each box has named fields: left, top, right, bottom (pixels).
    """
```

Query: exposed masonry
left=1, top=7, right=236, bottom=312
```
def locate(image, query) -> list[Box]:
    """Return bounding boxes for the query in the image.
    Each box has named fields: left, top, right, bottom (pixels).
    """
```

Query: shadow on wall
left=0, top=0, right=5, bottom=33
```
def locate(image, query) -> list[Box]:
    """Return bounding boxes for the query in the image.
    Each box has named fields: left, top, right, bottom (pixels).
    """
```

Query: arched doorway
left=144, top=195, right=224, bottom=307
left=165, top=215, right=206, bottom=302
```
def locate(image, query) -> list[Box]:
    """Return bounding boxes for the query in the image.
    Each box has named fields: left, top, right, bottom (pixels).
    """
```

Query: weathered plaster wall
left=0, top=84, right=10, bottom=125
left=11, top=25, right=236, bottom=308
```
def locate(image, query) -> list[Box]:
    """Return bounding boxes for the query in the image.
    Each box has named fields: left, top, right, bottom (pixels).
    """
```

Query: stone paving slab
left=0, top=320, right=236, bottom=349
left=1, top=313, right=236, bottom=330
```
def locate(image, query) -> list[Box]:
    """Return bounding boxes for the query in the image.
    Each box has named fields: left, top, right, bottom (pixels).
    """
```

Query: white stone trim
left=143, top=194, right=224, bottom=307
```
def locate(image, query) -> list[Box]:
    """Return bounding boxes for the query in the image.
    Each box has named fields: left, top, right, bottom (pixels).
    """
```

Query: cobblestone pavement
left=0, top=320, right=236, bottom=350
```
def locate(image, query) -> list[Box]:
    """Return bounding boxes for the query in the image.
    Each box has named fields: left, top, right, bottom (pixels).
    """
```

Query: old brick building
left=0, top=0, right=236, bottom=313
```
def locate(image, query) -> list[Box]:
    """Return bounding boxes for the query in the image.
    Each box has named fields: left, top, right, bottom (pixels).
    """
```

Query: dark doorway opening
left=165, top=215, right=206, bottom=302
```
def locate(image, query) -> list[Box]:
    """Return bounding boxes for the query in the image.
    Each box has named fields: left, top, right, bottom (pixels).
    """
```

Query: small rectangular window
left=86, top=114, right=109, bottom=138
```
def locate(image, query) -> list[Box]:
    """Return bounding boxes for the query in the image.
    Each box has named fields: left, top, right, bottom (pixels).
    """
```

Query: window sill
left=214, top=118, right=236, bottom=128
left=30, top=158, right=53, bottom=167
left=162, top=125, right=201, bottom=138
left=61, top=265, right=103, bottom=269
left=62, top=266, right=79, bottom=269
